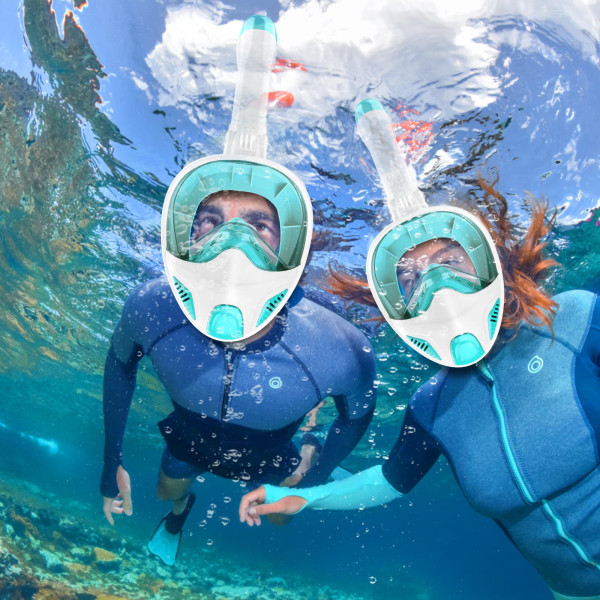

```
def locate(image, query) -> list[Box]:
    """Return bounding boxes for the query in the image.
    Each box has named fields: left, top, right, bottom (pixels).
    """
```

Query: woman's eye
left=398, top=274, right=416, bottom=288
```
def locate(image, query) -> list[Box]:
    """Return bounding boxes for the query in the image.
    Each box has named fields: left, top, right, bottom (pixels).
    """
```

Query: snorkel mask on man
left=356, top=99, right=504, bottom=367
left=161, top=16, right=312, bottom=342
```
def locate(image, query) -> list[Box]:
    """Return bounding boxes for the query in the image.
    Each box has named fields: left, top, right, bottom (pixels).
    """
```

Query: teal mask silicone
left=404, top=263, right=484, bottom=318
left=164, top=159, right=308, bottom=271
left=370, top=210, right=499, bottom=320
left=189, top=218, right=283, bottom=272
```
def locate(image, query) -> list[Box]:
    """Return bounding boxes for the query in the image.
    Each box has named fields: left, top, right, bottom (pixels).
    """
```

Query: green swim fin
left=148, top=492, right=196, bottom=566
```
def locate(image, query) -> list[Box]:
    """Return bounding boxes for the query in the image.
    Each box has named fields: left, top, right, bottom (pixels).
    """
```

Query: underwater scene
left=1, top=0, right=600, bottom=598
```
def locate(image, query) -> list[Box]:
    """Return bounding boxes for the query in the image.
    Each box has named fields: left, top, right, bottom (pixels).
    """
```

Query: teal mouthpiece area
left=208, top=305, right=244, bottom=340
left=240, top=15, right=277, bottom=41
left=355, top=99, right=385, bottom=124
left=451, top=333, right=485, bottom=366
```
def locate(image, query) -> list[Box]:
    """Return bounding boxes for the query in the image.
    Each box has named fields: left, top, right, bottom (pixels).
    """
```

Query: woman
left=239, top=175, right=600, bottom=600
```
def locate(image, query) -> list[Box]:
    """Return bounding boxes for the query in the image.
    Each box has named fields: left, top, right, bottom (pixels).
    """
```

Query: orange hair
left=324, top=172, right=559, bottom=332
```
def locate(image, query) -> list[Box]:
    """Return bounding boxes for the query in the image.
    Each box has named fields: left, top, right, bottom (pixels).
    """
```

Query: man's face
left=191, top=191, right=281, bottom=250
left=396, top=238, right=476, bottom=300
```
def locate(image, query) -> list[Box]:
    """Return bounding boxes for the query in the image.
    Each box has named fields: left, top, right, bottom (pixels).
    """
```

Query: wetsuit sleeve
left=100, top=291, right=144, bottom=498
left=264, top=465, right=402, bottom=512
left=297, top=342, right=377, bottom=488
left=381, top=407, right=442, bottom=494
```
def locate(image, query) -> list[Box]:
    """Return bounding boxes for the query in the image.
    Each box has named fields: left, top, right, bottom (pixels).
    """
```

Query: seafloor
left=0, top=471, right=411, bottom=600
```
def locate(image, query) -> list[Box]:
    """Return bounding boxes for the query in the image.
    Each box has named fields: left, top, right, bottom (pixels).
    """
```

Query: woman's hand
left=102, top=466, right=133, bottom=525
left=238, top=486, right=307, bottom=526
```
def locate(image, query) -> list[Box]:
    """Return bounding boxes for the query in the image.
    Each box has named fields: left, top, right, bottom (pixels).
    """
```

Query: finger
left=249, top=497, right=297, bottom=517
left=121, top=492, right=133, bottom=516
left=117, top=468, right=133, bottom=515
left=238, top=488, right=265, bottom=522
left=111, top=505, right=124, bottom=515
left=103, top=505, right=115, bottom=526
left=244, top=508, right=261, bottom=527
left=245, top=502, right=262, bottom=527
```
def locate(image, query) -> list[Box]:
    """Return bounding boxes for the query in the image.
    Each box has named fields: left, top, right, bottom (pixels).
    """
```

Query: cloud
left=145, top=0, right=599, bottom=126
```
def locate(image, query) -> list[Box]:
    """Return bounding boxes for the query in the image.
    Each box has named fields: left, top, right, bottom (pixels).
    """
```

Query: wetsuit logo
left=269, top=376, right=283, bottom=389
left=527, top=355, right=544, bottom=374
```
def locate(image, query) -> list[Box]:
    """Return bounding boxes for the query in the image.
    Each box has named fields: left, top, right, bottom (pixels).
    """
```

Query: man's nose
left=223, top=206, right=240, bottom=222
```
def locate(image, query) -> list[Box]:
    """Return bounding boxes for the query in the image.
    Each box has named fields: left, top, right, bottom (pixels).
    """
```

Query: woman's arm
left=239, top=407, right=442, bottom=524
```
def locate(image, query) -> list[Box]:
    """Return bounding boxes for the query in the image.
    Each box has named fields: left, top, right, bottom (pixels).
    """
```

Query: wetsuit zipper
left=221, top=348, right=235, bottom=420
left=478, top=361, right=535, bottom=504
left=479, top=360, right=600, bottom=569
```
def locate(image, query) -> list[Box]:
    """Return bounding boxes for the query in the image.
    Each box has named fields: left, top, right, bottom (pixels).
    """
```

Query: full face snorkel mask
left=356, top=99, right=504, bottom=367
left=161, top=16, right=312, bottom=342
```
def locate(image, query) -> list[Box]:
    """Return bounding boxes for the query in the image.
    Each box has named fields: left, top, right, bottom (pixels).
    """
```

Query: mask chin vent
left=257, top=289, right=288, bottom=326
left=488, top=298, right=501, bottom=339
left=407, top=336, right=441, bottom=361
left=173, top=277, right=196, bottom=320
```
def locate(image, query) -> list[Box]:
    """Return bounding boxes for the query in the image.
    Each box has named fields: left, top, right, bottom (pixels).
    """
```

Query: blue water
left=1, top=0, right=599, bottom=598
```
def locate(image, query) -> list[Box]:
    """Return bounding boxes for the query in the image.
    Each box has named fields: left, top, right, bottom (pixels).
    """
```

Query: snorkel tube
left=161, top=16, right=313, bottom=342
left=357, top=99, right=504, bottom=367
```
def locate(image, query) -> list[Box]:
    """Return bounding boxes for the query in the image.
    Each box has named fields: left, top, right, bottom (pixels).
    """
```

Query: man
left=101, top=190, right=377, bottom=565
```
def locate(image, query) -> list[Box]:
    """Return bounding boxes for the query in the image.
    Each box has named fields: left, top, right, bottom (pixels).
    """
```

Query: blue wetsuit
left=101, top=277, right=376, bottom=499
left=266, top=290, right=600, bottom=597
left=382, top=290, right=600, bottom=596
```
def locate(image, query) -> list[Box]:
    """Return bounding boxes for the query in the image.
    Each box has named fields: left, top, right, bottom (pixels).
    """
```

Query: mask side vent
left=173, top=277, right=196, bottom=320
left=257, top=289, right=288, bottom=326
left=407, top=336, right=441, bottom=361
left=488, top=298, right=501, bottom=339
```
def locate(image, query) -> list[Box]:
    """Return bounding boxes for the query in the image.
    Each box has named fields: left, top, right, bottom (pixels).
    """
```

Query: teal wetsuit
left=265, top=290, right=600, bottom=598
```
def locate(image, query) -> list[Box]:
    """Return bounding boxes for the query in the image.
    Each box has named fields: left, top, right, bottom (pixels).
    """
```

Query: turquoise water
left=1, top=0, right=599, bottom=598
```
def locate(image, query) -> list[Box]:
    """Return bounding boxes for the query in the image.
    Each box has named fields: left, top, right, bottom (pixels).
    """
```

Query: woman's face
left=396, top=238, right=476, bottom=299
left=191, top=192, right=281, bottom=250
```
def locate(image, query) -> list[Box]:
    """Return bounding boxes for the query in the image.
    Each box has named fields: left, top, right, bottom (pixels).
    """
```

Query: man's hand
left=238, top=486, right=307, bottom=526
left=103, top=466, right=133, bottom=525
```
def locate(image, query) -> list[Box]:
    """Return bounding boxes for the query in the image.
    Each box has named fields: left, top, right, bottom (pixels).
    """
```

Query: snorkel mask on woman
left=161, top=16, right=312, bottom=342
left=356, top=99, right=504, bottom=367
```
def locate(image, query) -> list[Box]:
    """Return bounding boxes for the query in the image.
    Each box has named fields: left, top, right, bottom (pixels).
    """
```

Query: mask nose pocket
left=207, top=304, right=244, bottom=340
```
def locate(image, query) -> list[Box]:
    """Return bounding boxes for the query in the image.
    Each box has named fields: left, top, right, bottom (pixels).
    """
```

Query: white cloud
left=145, top=0, right=600, bottom=125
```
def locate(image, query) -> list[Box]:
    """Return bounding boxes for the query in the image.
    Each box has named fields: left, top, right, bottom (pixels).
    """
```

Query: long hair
left=325, top=172, right=559, bottom=332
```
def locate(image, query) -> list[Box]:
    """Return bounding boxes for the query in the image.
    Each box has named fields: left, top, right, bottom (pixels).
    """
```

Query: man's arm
left=297, top=339, right=377, bottom=488
left=100, top=289, right=144, bottom=499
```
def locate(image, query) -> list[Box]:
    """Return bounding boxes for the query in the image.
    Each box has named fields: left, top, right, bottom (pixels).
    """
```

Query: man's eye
left=249, top=220, right=276, bottom=235
left=194, top=215, right=220, bottom=229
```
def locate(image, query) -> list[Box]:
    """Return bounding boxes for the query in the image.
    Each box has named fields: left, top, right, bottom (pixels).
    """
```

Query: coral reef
left=0, top=476, right=378, bottom=600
